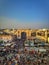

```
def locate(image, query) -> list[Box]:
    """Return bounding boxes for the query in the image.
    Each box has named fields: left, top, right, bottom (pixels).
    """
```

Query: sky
left=0, top=0, right=49, bottom=29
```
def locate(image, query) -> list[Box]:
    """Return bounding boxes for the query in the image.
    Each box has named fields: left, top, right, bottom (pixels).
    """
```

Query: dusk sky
left=0, top=0, right=49, bottom=29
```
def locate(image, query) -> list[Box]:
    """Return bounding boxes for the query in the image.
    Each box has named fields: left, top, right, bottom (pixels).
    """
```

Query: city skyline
left=0, top=0, right=49, bottom=29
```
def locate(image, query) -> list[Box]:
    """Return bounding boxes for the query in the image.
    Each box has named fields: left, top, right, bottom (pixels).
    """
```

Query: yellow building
left=3, top=29, right=49, bottom=43
left=0, top=34, right=12, bottom=42
left=36, top=29, right=49, bottom=43
left=3, top=29, right=37, bottom=40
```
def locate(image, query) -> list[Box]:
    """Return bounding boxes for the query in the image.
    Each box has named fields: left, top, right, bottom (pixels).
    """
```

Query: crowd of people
left=0, top=39, right=49, bottom=65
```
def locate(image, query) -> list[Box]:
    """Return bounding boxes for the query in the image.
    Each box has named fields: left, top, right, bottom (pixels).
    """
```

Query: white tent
left=39, top=48, right=46, bottom=52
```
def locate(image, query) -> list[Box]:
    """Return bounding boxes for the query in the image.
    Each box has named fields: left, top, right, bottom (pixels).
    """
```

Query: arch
left=21, top=32, right=27, bottom=40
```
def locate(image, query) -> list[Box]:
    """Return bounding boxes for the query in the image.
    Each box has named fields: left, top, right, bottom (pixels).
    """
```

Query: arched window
left=31, top=32, right=36, bottom=36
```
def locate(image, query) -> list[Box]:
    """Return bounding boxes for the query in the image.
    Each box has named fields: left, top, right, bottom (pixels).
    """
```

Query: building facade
left=2, top=29, right=49, bottom=43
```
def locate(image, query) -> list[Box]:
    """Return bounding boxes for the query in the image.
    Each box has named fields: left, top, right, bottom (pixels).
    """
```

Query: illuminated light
left=42, top=29, right=46, bottom=31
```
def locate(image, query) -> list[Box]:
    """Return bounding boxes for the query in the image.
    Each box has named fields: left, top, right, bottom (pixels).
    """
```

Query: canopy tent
left=39, top=48, right=46, bottom=52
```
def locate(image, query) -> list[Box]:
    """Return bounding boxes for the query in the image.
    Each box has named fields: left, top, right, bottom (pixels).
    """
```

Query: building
left=2, top=29, right=49, bottom=43
left=36, top=29, right=49, bottom=43
left=0, top=34, right=12, bottom=42
left=3, top=29, right=37, bottom=40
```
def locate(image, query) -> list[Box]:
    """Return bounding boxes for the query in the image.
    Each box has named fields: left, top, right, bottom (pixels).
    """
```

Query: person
left=11, top=60, right=15, bottom=65
left=43, top=57, right=47, bottom=64
left=8, top=60, right=12, bottom=65
left=17, top=60, right=20, bottom=65
left=41, top=58, right=43, bottom=63
left=37, top=59, right=41, bottom=65
left=27, top=58, right=31, bottom=65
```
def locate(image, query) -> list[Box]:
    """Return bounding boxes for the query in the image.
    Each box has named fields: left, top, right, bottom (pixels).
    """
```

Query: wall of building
left=3, top=29, right=49, bottom=42
left=36, top=29, right=49, bottom=43
left=0, top=35, right=12, bottom=42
